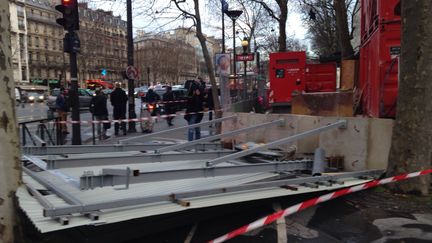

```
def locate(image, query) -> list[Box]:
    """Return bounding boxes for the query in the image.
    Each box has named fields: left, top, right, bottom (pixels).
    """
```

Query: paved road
left=16, top=98, right=144, bottom=145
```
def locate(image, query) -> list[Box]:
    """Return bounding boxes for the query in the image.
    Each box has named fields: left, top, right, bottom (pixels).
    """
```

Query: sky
left=88, top=0, right=308, bottom=47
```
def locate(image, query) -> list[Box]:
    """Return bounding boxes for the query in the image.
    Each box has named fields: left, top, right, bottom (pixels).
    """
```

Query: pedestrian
left=90, top=89, right=110, bottom=140
left=184, top=85, right=204, bottom=141
left=55, top=87, right=69, bottom=135
left=110, top=82, right=128, bottom=136
left=141, top=88, right=160, bottom=116
left=162, top=86, right=175, bottom=126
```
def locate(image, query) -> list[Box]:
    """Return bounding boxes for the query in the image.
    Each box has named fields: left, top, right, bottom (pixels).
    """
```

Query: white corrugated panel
left=19, top=158, right=372, bottom=233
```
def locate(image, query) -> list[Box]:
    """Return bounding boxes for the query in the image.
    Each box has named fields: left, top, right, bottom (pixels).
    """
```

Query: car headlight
left=39, top=96, right=44, bottom=100
left=29, top=96, right=35, bottom=100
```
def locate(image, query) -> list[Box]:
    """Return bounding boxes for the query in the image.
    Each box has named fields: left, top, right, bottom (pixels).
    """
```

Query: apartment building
left=134, top=31, right=197, bottom=85
left=15, top=0, right=127, bottom=88
left=9, top=0, right=30, bottom=84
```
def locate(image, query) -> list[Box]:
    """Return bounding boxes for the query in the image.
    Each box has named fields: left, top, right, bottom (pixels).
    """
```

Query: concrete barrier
left=222, top=112, right=393, bottom=171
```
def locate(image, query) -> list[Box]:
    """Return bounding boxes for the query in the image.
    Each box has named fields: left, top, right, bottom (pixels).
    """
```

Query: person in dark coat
left=162, top=86, right=175, bottom=126
left=184, top=86, right=204, bottom=141
left=110, top=82, right=128, bottom=136
left=141, top=88, right=161, bottom=116
left=90, top=89, right=110, bottom=140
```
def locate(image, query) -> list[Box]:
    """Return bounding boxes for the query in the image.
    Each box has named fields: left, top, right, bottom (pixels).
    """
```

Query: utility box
left=268, top=51, right=337, bottom=111
left=268, top=51, right=306, bottom=106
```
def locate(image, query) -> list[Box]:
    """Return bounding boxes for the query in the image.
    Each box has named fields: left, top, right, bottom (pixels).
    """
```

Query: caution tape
left=209, top=169, right=432, bottom=243
left=39, top=98, right=256, bottom=125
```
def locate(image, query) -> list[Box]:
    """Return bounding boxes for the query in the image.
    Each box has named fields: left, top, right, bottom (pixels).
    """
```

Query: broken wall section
left=222, top=112, right=393, bottom=171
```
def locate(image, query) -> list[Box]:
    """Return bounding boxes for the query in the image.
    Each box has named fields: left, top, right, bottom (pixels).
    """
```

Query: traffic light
left=55, top=0, right=79, bottom=31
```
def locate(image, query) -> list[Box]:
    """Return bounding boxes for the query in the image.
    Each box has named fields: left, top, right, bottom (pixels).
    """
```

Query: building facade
left=12, top=0, right=127, bottom=88
left=134, top=31, right=197, bottom=85
left=10, top=0, right=30, bottom=84
left=134, top=28, right=222, bottom=85
left=77, top=3, right=127, bottom=85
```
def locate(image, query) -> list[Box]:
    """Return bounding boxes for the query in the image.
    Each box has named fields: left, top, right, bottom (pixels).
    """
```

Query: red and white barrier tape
left=50, top=109, right=222, bottom=125
left=209, top=169, right=432, bottom=243
left=42, top=98, right=255, bottom=125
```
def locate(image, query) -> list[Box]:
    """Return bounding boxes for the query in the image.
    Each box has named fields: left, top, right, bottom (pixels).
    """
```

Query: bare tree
left=251, top=0, right=289, bottom=52
left=172, top=0, right=222, bottom=119
left=0, top=1, right=23, bottom=242
left=386, top=1, right=432, bottom=195
left=299, top=0, right=357, bottom=58
left=333, top=0, right=354, bottom=59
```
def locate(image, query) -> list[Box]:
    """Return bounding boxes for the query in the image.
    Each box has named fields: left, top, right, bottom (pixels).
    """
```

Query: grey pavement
left=89, top=111, right=216, bottom=145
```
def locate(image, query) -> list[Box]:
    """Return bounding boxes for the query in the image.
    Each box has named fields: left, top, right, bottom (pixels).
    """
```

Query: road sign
left=101, top=69, right=107, bottom=76
left=235, top=53, right=254, bottom=62
left=126, top=66, right=138, bottom=80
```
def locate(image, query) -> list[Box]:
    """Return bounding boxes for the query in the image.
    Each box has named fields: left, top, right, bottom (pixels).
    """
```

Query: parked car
left=46, top=88, right=93, bottom=111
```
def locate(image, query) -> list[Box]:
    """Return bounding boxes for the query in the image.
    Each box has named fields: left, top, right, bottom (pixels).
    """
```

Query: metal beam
left=43, top=169, right=383, bottom=217
left=206, top=120, right=347, bottom=167
left=22, top=166, right=82, bottom=207
left=119, top=115, right=237, bottom=144
left=22, top=142, right=223, bottom=155
left=79, top=160, right=313, bottom=189
left=156, top=119, right=285, bottom=153
left=46, top=150, right=234, bottom=169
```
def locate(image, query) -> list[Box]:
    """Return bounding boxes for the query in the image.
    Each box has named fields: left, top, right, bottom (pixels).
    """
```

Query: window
left=275, top=69, right=284, bottom=78
left=35, top=37, right=39, bottom=47
left=28, top=35, right=32, bottom=46
left=21, top=66, right=27, bottom=80
left=18, top=18, right=25, bottom=30
left=28, top=52, right=33, bottom=63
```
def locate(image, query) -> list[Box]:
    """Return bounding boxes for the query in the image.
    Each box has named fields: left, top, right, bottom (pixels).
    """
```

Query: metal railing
left=18, top=116, right=63, bottom=146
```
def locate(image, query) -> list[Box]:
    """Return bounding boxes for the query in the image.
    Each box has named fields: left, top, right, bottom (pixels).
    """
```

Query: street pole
left=232, top=19, right=237, bottom=88
left=126, top=0, right=136, bottom=132
left=69, top=31, right=81, bottom=145
left=244, top=59, right=247, bottom=99
left=222, top=3, right=225, bottom=53
left=147, top=67, right=150, bottom=86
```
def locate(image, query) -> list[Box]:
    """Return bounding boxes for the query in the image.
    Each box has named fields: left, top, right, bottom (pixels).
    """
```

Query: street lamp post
left=225, top=10, right=242, bottom=98
left=241, top=37, right=249, bottom=100
left=126, top=0, right=136, bottom=133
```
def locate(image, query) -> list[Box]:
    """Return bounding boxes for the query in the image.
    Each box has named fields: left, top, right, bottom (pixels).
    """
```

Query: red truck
left=268, top=51, right=337, bottom=111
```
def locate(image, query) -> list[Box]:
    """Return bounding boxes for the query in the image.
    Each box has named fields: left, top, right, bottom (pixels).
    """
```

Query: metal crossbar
left=22, top=142, right=223, bottom=155
left=79, top=159, right=314, bottom=189
left=206, top=120, right=347, bottom=167
left=119, top=115, right=237, bottom=144
left=155, top=119, right=285, bottom=153
left=44, top=150, right=235, bottom=169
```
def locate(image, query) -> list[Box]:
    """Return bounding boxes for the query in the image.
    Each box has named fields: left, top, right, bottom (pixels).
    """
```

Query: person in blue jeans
left=185, top=84, right=204, bottom=141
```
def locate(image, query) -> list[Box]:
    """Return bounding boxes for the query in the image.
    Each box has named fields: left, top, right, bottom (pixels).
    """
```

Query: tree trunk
left=334, top=0, right=354, bottom=59
left=277, top=0, right=288, bottom=52
left=387, top=0, right=432, bottom=195
left=193, top=0, right=222, bottom=123
left=0, top=1, right=23, bottom=242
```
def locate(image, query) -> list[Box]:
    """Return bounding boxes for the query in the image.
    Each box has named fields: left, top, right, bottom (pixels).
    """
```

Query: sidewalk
left=84, top=112, right=216, bottom=145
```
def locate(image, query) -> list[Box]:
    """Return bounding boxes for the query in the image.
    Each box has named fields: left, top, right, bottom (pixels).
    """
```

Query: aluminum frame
left=43, top=150, right=235, bottom=169
left=156, top=119, right=285, bottom=153
left=42, top=169, right=383, bottom=217
left=22, top=142, right=223, bottom=155
left=206, top=120, right=347, bottom=166
left=79, top=160, right=314, bottom=189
